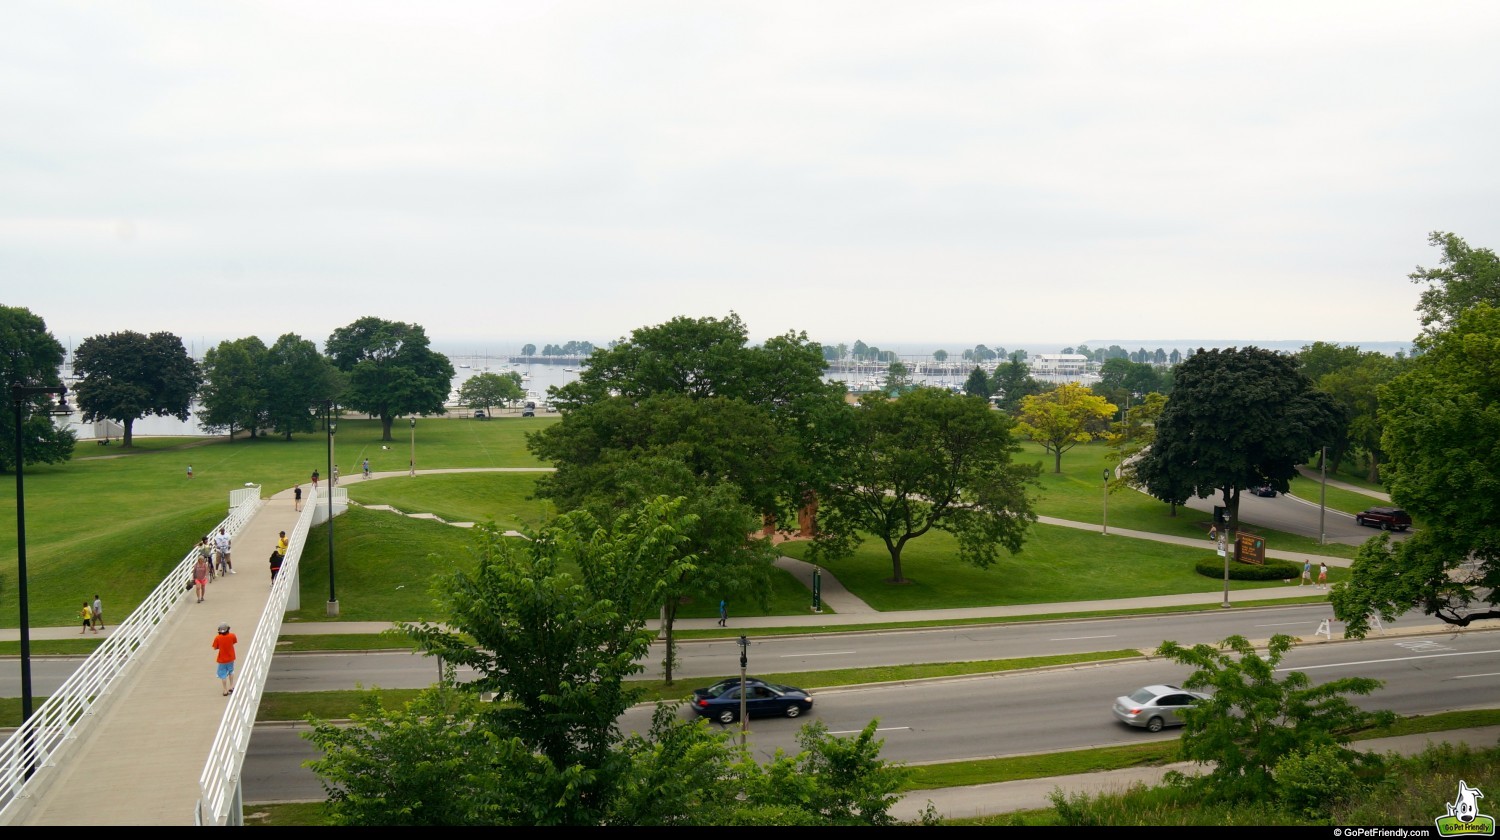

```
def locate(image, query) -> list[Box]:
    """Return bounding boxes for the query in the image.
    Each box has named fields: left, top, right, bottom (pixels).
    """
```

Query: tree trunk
left=661, top=600, right=678, bottom=685
left=122, top=418, right=135, bottom=447
left=1366, top=454, right=1380, bottom=484
left=1053, top=448, right=1062, bottom=473
left=889, top=541, right=905, bottom=583
left=380, top=414, right=394, bottom=441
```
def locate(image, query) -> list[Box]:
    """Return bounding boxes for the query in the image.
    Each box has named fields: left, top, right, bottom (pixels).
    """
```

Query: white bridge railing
left=0, top=491, right=264, bottom=823
left=195, top=485, right=343, bottom=826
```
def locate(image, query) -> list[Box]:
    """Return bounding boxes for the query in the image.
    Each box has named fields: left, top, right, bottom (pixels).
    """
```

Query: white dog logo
left=1449, top=780, right=1484, bottom=824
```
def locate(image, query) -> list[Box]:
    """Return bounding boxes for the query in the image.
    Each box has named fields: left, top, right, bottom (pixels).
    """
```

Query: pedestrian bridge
left=0, top=484, right=341, bottom=825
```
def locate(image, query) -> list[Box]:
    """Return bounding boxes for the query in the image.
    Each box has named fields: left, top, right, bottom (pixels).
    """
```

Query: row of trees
left=520, top=340, right=597, bottom=357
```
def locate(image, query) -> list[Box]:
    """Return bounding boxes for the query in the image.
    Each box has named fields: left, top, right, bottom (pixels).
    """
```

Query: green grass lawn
left=5, top=427, right=1366, bottom=630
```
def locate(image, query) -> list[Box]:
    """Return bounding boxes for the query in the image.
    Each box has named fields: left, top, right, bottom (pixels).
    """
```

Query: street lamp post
left=1319, top=445, right=1329, bottom=545
left=409, top=416, right=416, bottom=477
left=737, top=635, right=750, bottom=748
left=326, top=402, right=339, bottom=617
left=10, top=383, right=68, bottom=736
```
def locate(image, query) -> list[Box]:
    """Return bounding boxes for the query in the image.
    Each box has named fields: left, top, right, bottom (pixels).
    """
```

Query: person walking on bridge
left=215, top=527, right=234, bottom=575
left=213, top=623, right=238, bottom=696
left=193, top=552, right=210, bottom=603
left=294, top=483, right=303, bottom=512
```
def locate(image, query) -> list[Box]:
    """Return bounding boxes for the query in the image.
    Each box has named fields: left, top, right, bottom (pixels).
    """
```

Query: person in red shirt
left=213, top=623, right=238, bottom=696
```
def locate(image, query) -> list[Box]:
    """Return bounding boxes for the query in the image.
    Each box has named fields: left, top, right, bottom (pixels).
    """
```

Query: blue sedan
left=691, top=678, right=814, bottom=724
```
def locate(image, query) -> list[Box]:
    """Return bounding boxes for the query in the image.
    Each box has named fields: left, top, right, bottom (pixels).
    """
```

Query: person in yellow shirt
left=80, top=601, right=94, bottom=634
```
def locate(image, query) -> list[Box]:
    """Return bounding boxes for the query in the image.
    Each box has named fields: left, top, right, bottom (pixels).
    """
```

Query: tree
left=403, top=500, right=696, bottom=819
left=932, top=349, right=948, bottom=363
left=963, top=366, right=991, bottom=400
left=1332, top=303, right=1500, bottom=635
left=1411, top=231, right=1500, bottom=335
left=989, top=352, right=1045, bottom=414
left=812, top=388, right=1040, bottom=583
left=1014, top=382, right=1116, bottom=473
left=457, top=371, right=524, bottom=413
left=72, top=330, right=200, bottom=447
left=1133, top=347, right=1344, bottom=536
left=312, top=500, right=916, bottom=826
left=196, top=337, right=268, bottom=438
left=884, top=360, right=911, bottom=395
left=521, top=343, right=536, bottom=356
left=263, top=334, right=341, bottom=440
left=1317, top=351, right=1403, bottom=481
left=1109, top=391, right=1167, bottom=496
left=0, top=305, right=74, bottom=472
left=325, top=317, right=455, bottom=440
left=1156, top=634, right=1393, bottom=801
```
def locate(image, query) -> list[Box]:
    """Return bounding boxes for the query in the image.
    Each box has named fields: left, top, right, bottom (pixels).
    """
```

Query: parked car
left=692, top=677, right=813, bottom=724
left=1355, top=506, right=1412, bottom=531
left=521, top=408, right=536, bottom=417
left=1112, top=684, right=1209, bottom=732
left=1250, top=485, right=1276, bottom=497
left=472, top=410, right=487, bottom=420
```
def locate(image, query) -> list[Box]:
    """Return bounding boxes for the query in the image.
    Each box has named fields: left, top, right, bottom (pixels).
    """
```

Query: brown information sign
left=1237, top=532, right=1266, bottom=566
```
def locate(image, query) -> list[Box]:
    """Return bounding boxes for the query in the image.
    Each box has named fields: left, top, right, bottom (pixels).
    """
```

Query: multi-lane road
left=240, top=625, right=1500, bottom=802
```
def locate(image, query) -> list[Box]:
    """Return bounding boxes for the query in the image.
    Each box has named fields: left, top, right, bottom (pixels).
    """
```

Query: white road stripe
left=1050, top=634, right=1118, bottom=641
left=1276, top=648, right=1500, bottom=672
left=829, top=727, right=911, bottom=735
left=781, top=650, right=856, bottom=657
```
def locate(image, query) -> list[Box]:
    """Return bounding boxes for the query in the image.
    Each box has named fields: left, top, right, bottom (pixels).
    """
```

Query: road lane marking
left=1276, top=648, right=1500, bottom=672
left=829, top=727, right=911, bottom=735
left=781, top=650, right=856, bottom=657
left=1256, top=621, right=1316, bottom=627
left=1452, top=673, right=1500, bottom=679
left=1050, top=634, right=1118, bottom=641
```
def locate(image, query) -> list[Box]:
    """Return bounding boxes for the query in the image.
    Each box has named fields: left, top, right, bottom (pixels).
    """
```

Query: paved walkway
left=10, top=492, right=304, bottom=826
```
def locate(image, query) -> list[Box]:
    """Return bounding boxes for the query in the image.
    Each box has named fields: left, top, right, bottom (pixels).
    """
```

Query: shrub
left=1194, top=557, right=1301, bottom=581
left=1273, top=743, right=1363, bottom=819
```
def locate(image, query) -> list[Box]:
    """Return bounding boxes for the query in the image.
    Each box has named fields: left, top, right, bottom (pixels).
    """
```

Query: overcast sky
left=4, top=1, right=1496, bottom=355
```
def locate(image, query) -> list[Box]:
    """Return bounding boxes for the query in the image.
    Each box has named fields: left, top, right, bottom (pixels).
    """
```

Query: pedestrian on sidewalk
left=213, top=623, right=238, bottom=696
left=1301, top=559, right=1312, bottom=586
left=1318, top=562, right=1329, bottom=589
left=193, top=552, right=210, bottom=603
left=311, top=469, right=319, bottom=491
left=294, top=484, right=303, bottom=511
left=718, top=599, right=728, bottom=627
left=80, top=601, right=93, bottom=634
left=276, top=530, right=288, bottom=557
left=215, top=527, right=234, bottom=575
left=332, top=464, right=339, bottom=486
left=269, top=547, right=284, bottom=585
left=362, top=458, right=370, bottom=479
left=92, top=594, right=104, bottom=631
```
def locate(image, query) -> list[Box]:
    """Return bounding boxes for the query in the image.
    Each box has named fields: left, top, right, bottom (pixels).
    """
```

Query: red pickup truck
left=1355, top=507, right=1412, bottom=531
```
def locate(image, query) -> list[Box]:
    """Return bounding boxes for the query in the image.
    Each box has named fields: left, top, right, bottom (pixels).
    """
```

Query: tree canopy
left=196, top=336, right=268, bottom=438
left=812, top=387, right=1040, bottom=583
left=72, top=330, right=200, bottom=447
left=1157, top=634, right=1392, bottom=802
left=1014, top=382, right=1116, bottom=473
left=1411, top=231, right=1500, bottom=335
left=0, top=305, right=75, bottom=472
left=1134, top=347, right=1344, bottom=536
left=308, top=500, right=918, bottom=826
left=325, top=317, right=455, bottom=440
left=456, top=371, right=524, bottom=413
left=1332, top=303, right=1500, bottom=635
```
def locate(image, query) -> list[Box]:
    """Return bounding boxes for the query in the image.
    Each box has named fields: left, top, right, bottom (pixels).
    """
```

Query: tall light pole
left=1319, top=445, right=1329, bottom=545
left=737, top=635, right=750, bottom=748
left=409, top=416, right=416, bottom=477
left=325, top=402, right=339, bottom=617
left=11, top=383, right=68, bottom=735
left=1101, top=468, right=1109, bottom=535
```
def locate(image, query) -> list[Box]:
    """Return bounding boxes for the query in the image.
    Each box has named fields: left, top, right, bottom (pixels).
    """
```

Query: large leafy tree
left=1014, top=382, right=1116, bottom=473
left=0, top=305, right=75, bottom=472
left=1157, top=634, right=1392, bottom=802
left=989, top=351, right=1045, bottom=414
left=456, top=371, right=524, bottom=413
left=1333, top=303, right=1500, bottom=635
left=196, top=336, right=268, bottom=438
left=325, top=317, right=455, bottom=440
left=263, top=334, right=342, bottom=440
left=1317, top=350, right=1404, bottom=482
left=812, top=387, right=1040, bottom=583
left=1410, top=231, right=1500, bottom=335
left=72, top=330, right=200, bottom=447
left=962, top=366, right=991, bottom=399
left=309, top=502, right=916, bottom=826
left=1134, top=347, right=1344, bottom=536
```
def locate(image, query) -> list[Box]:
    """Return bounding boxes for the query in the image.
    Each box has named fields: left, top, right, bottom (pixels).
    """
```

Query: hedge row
left=1193, top=557, right=1302, bottom=581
